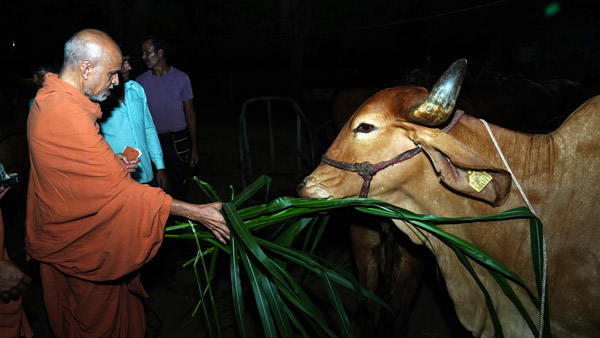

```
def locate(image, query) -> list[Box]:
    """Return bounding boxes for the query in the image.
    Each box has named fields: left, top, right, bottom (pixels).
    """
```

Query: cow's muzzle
left=297, top=176, right=333, bottom=199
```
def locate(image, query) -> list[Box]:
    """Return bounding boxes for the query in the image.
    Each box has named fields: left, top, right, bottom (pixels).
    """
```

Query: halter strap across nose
left=321, top=147, right=423, bottom=198
left=321, top=110, right=464, bottom=198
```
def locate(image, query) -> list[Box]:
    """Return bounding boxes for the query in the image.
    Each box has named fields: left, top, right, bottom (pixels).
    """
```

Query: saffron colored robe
left=26, top=73, right=173, bottom=337
left=0, top=210, right=33, bottom=338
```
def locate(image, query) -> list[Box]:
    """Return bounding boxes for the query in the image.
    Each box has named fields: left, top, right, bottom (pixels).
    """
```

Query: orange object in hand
left=123, top=146, right=141, bottom=162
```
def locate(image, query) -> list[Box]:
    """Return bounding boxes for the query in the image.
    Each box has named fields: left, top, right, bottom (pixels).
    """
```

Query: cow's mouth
left=297, top=177, right=333, bottom=200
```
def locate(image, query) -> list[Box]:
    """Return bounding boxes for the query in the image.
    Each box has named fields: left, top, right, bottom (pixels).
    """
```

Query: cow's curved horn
left=408, top=58, right=467, bottom=126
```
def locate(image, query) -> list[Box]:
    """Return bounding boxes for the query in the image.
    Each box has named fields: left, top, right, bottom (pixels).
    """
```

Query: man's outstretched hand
left=170, top=200, right=230, bottom=244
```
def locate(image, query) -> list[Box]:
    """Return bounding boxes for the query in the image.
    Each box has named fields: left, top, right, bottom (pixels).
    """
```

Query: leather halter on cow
left=298, top=58, right=600, bottom=337
left=321, top=110, right=464, bottom=198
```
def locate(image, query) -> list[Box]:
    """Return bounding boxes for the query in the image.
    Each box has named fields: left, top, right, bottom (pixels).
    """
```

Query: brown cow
left=298, top=59, right=600, bottom=337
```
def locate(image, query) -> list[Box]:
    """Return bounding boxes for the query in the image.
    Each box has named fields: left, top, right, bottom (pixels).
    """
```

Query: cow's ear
left=408, top=127, right=511, bottom=207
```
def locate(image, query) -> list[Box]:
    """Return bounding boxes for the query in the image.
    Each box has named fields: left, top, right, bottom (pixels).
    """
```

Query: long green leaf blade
left=232, top=175, right=271, bottom=208
left=191, top=177, right=223, bottom=202
left=322, top=271, right=353, bottom=338
left=230, top=236, right=248, bottom=338
left=489, top=269, right=538, bottom=336
left=238, top=244, right=277, bottom=338
left=450, top=243, right=504, bottom=338
left=258, top=274, right=294, bottom=337
left=529, top=217, right=551, bottom=337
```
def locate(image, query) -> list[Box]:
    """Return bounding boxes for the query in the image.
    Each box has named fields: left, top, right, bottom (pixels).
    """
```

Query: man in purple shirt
left=137, top=36, right=198, bottom=199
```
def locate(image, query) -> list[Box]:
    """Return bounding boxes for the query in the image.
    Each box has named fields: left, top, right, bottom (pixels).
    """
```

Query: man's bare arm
left=170, top=199, right=229, bottom=244
left=183, top=99, right=198, bottom=167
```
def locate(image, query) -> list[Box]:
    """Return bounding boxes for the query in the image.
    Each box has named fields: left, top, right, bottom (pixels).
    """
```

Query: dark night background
left=1, top=1, right=600, bottom=336
left=2, top=0, right=600, bottom=123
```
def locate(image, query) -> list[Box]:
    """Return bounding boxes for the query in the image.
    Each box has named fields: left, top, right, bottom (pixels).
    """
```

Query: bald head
left=60, top=29, right=123, bottom=102
left=63, top=29, right=121, bottom=69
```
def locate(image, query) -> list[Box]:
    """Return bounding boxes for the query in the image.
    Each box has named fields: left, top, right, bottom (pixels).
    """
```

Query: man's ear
left=79, top=61, right=93, bottom=80
left=407, top=125, right=512, bottom=207
left=157, top=49, right=164, bottom=58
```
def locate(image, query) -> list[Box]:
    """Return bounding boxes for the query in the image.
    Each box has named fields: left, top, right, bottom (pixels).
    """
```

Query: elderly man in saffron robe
left=26, top=28, right=230, bottom=338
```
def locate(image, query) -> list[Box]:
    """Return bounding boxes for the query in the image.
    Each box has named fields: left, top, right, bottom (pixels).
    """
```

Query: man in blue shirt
left=100, top=54, right=167, bottom=188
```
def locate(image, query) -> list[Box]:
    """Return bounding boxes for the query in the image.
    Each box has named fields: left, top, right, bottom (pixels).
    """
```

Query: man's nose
left=112, top=73, right=119, bottom=86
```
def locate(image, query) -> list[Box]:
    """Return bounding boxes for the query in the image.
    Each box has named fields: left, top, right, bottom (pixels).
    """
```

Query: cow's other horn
left=408, top=58, right=467, bottom=126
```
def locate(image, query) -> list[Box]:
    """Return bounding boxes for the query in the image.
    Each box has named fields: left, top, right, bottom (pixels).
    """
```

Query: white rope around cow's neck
left=480, top=119, right=548, bottom=338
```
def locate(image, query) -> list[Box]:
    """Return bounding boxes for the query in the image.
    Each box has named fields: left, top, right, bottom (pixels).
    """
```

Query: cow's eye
left=355, top=123, right=376, bottom=134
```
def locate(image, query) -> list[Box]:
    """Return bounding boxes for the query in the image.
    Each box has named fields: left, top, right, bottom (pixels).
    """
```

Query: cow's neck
left=386, top=115, right=550, bottom=337
left=453, top=115, right=557, bottom=218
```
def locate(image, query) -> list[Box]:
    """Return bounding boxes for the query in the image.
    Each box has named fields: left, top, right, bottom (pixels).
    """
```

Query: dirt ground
left=1, top=99, right=471, bottom=337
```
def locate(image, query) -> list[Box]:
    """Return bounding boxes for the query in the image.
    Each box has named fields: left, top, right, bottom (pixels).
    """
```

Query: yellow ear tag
left=467, top=170, right=493, bottom=192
